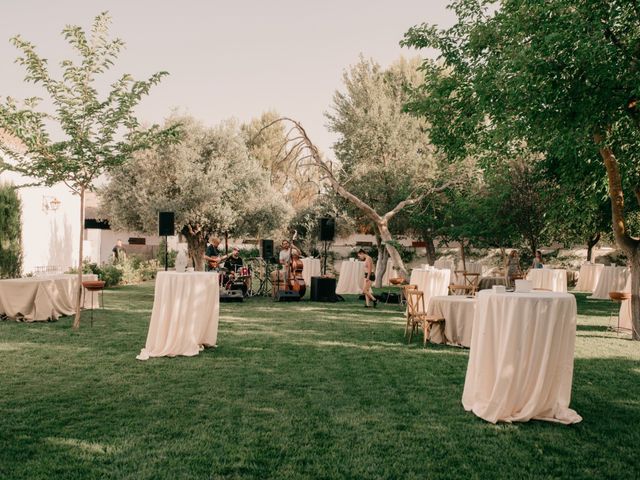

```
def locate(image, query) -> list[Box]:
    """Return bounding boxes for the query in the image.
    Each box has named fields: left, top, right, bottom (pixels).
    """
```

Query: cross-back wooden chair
left=448, top=271, right=480, bottom=296
left=405, top=289, right=446, bottom=347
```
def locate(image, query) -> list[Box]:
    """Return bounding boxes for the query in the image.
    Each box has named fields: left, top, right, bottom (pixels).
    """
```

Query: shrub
left=156, top=239, right=177, bottom=268
left=0, top=183, right=23, bottom=278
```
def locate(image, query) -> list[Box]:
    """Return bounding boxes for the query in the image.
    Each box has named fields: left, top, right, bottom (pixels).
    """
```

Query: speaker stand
left=164, top=235, right=168, bottom=271
left=322, top=241, right=331, bottom=275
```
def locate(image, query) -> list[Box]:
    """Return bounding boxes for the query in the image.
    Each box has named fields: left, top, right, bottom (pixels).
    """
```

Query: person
left=357, top=248, right=377, bottom=308
left=225, top=247, right=244, bottom=274
left=278, top=239, right=300, bottom=284
left=532, top=250, right=544, bottom=269
left=112, top=239, right=126, bottom=263
left=506, top=250, right=522, bottom=287
left=224, top=247, right=249, bottom=295
left=204, top=236, right=228, bottom=272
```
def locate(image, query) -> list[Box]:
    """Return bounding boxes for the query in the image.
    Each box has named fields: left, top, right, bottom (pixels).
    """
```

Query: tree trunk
left=184, top=229, right=206, bottom=271
left=596, top=135, right=640, bottom=340
left=423, top=231, right=436, bottom=266
left=586, top=232, right=601, bottom=262
left=72, top=187, right=85, bottom=329
left=378, top=223, right=409, bottom=279
left=374, top=234, right=389, bottom=288
left=459, top=239, right=466, bottom=271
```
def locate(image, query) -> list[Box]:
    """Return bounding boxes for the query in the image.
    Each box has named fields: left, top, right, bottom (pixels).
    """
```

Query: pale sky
left=0, top=0, right=455, bottom=156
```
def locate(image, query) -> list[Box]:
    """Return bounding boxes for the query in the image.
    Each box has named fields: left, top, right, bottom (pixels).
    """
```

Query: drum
left=238, top=266, right=251, bottom=278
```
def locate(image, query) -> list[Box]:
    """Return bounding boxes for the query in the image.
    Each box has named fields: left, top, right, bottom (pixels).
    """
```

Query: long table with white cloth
left=137, top=271, right=220, bottom=360
left=426, top=295, right=475, bottom=347
left=526, top=268, right=568, bottom=292
left=0, top=273, right=97, bottom=322
left=462, top=290, right=581, bottom=424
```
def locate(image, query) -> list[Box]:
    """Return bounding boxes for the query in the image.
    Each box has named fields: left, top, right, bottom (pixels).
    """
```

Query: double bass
left=287, top=231, right=306, bottom=298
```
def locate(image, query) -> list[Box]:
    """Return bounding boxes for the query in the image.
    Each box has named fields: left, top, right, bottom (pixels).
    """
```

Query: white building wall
left=0, top=170, right=81, bottom=274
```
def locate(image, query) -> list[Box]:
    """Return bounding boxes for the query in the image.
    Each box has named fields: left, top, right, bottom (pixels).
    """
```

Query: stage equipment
left=275, top=290, right=301, bottom=302
left=220, top=289, right=244, bottom=302
left=158, top=212, right=175, bottom=271
left=260, top=239, right=275, bottom=263
left=310, top=276, right=338, bottom=302
left=319, top=217, right=335, bottom=241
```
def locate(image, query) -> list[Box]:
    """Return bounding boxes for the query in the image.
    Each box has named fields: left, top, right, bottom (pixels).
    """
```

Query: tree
left=0, top=183, right=23, bottom=278
left=324, top=56, right=461, bottom=284
left=99, top=115, right=291, bottom=268
left=242, top=110, right=323, bottom=210
left=403, top=0, right=640, bottom=339
left=0, top=12, right=175, bottom=328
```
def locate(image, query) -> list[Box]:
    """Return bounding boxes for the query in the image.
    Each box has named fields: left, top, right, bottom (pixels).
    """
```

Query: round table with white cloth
left=426, top=296, right=476, bottom=347
left=301, top=258, right=321, bottom=287
left=462, top=290, right=581, bottom=424
left=408, top=267, right=451, bottom=309
left=381, top=259, right=396, bottom=286
left=454, top=261, right=483, bottom=283
left=335, top=260, right=365, bottom=295
left=0, top=273, right=97, bottom=322
left=526, top=268, right=568, bottom=293
left=137, top=271, right=220, bottom=360
left=574, top=263, right=604, bottom=292
left=590, top=266, right=629, bottom=300
left=616, top=276, right=636, bottom=335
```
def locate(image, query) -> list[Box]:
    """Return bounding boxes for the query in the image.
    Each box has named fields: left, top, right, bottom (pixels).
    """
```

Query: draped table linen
left=526, top=268, right=568, bottom=293
left=454, top=262, right=483, bottom=284
left=137, top=272, right=220, bottom=360
left=336, top=260, right=365, bottom=295
left=590, top=266, right=629, bottom=300
left=0, top=274, right=97, bottom=322
left=462, top=290, right=581, bottom=424
left=301, top=258, right=322, bottom=287
left=617, top=276, right=635, bottom=333
left=575, top=263, right=604, bottom=292
left=408, top=267, right=451, bottom=309
left=426, top=295, right=476, bottom=347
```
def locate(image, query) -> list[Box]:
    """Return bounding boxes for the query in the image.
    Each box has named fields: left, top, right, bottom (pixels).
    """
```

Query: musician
left=225, top=247, right=244, bottom=274
left=204, top=236, right=227, bottom=271
left=278, top=239, right=300, bottom=283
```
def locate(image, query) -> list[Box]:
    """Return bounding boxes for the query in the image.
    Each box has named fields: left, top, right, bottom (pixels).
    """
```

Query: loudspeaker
left=261, top=239, right=274, bottom=262
left=220, top=289, right=244, bottom=302
left=319, top=217, right=335, bottom=241
left=275, top=290, right=301, bottom=302
left=158, top=212, right=175, bottom=236
left=310, top=276, right=337, bottom=302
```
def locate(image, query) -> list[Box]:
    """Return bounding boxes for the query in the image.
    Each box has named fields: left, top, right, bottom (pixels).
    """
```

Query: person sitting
left=224, top=247, right=243, bottom=274
left=532, top=250, right=544, bottom=269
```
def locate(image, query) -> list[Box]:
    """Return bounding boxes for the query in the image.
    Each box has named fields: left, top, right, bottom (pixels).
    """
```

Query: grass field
left=1, top=283, right=639, bottom=479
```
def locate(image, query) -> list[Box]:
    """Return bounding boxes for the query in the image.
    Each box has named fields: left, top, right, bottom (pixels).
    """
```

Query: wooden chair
left=401, top=284, right=418, bottom=329
left=448, top=271, right=480, bottom=296
left=405, top=289, right=446, bottom=347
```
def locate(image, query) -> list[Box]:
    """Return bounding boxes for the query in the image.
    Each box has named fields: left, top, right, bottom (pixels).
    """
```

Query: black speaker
left=310, top=276, right=337, bottom=302
left=261, top=239, right=274, bottom=262
left=275, top=290, right=301, bottom=302
left=319, top=217, right=335, bottom=241
left=158, top=212, right=175, bottom=236
left=220, top=289, right=244, bottom=302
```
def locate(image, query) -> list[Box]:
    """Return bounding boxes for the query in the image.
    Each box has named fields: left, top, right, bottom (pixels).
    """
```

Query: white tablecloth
left=0, top=274, right=97, bottom=322
left=575, top=263, right=604, bottom=292
left=137, top=272, right=219, bottom=360
left=454, top=261, right=483, bottom=283
left=426, top=296, right=475, bottom=347
left=462, top=290, right=581, bottom=424
left=301, top=258, right=321, bottom=287
left=526, top=268, right=568, bottom=293
left=336, top=260, right=365, bottom=294
left=408, top=268, right=451, bottom=309
left=381, top=259, right=395, bottom=286
left=617, top=276, right=635, bottom=333
left=590, top=266, right=629, bottom=299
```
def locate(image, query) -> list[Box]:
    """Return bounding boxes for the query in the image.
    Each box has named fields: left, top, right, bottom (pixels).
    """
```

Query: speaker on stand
left=158, top=212, right=175, bottom=271
left=319, top=217, right=335, bottom=275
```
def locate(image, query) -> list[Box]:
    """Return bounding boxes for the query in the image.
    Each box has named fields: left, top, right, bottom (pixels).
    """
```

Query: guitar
left=204, top=253, right=229, bottom=269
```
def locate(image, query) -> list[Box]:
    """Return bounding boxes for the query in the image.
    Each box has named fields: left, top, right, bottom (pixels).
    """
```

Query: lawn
left=1, top=283, right=639, bottom=479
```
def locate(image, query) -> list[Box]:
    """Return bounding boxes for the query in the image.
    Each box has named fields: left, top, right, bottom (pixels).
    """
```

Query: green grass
left=1, top=285, right=639, bottom=479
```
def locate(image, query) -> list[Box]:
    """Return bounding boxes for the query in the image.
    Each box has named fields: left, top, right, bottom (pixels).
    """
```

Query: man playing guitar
left=204, top=236, right=229, bottom=271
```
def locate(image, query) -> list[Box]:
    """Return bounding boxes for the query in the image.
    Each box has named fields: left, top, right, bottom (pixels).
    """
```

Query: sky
left=0, top=0, right=455, bottom=156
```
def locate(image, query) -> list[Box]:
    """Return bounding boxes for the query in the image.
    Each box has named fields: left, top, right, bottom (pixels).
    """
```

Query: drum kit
left=217, top=265, right=252, bottom=295
left=213, top=257, right=298, bottom=298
